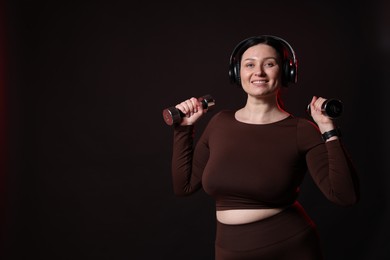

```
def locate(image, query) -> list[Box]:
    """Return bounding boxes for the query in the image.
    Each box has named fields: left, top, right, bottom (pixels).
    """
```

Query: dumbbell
left=162, top=94, right=215, bottom=126
left=307, top=98, right=343, bottom=119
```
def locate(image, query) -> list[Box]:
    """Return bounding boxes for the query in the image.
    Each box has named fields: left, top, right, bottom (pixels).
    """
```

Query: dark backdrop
left=1, top=1, right=389, bottom=259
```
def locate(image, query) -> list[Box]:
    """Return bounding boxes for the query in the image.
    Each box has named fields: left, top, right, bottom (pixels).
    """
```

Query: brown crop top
left=171, top=110, right=359, bottom=210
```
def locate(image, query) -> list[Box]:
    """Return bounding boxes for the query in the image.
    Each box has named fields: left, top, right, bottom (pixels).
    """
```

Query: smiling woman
left=167, top=35, right=359, bottom=260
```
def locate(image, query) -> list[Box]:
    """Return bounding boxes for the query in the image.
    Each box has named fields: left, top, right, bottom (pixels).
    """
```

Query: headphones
left=228, top=35, right=298, bottom=87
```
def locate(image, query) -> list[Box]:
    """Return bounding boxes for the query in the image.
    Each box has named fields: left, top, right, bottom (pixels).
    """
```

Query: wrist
left=318, top=122, right=336, bottom=133
left=322, top=128, right=341, bottom=142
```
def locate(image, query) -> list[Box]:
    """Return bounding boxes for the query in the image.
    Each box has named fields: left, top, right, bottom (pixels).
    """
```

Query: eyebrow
left=242, top=57, right=278, bottom=62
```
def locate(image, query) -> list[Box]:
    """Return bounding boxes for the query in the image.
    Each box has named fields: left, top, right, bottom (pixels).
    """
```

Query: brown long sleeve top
left=171, top=110, right=359, bottom=210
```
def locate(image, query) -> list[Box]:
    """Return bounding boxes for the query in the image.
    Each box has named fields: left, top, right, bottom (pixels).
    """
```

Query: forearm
left=171, top=125, right=201, bottom=196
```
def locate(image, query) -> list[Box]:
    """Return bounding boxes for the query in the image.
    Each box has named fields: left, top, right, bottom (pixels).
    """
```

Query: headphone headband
left=228, top=35, right=298, bottom=87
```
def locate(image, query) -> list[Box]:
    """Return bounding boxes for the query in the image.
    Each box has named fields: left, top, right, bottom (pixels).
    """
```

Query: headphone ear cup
left=282, top=60, right=291, bottom=87
left=282, top=59, right=297, bottom=86
left=234, top=62, right=241, bottom=85
left=290, top=62, right=297, bottom=84
left=228, top=63, right=236, bottom=84
left=229, top=60, right=241, bottom=86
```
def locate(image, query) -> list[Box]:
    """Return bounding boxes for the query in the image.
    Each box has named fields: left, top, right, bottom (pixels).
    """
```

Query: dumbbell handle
left=307, top=98, right=343, bottom=119
left=162, top=94, right=215, bottom=126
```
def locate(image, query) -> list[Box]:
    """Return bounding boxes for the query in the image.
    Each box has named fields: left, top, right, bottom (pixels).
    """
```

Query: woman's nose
left=254, top=68, right=265, bottom=76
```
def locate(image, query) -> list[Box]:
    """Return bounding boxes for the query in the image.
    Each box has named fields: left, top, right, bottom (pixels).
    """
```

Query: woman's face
left=239, top=43, right=283, bottom=99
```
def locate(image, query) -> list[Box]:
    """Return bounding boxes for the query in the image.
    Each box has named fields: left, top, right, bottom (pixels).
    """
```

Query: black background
left=1, top=0, right=390, bottom=259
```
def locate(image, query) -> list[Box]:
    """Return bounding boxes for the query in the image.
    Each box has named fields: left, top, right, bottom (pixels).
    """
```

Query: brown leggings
left=215, top=203, right=324, bottom=260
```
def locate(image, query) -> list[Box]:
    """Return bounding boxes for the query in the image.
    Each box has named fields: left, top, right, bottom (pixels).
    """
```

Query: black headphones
left=228, top=35, right=298, bottom=87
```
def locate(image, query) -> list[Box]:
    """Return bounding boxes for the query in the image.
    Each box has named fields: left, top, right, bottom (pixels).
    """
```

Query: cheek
left=240, top=69, right=251, bottom=80
left=269, top=69, right=282, bottom=81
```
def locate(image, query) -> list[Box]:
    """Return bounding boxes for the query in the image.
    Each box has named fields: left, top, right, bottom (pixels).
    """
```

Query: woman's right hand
left=175, top=97, right=205, bottom=125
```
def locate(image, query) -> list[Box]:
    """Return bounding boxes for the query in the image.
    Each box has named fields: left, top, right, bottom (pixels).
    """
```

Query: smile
left=252, top=80, right=268, bottom=84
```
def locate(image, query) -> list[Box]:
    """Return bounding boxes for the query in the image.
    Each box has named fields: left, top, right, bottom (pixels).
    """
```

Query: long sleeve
left=298, top=119, right=360, bottom=206
left=171, top=124, right=210, bottom=196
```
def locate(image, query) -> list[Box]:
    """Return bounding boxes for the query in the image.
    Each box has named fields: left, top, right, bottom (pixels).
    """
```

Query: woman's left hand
left=309, top=96, right=336, bottom=133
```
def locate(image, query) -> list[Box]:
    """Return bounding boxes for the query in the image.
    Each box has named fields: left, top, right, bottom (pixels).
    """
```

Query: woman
left=169, top=35, right=359, bottom=259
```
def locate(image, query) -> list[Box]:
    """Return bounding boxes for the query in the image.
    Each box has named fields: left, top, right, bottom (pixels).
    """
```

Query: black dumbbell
left=162, top=94, right=215, bottom=126
left=307, top=98, right=343, bottom=119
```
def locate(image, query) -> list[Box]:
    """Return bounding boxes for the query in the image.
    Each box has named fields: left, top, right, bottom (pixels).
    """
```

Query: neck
left=237, top=95, right=288, bottom=124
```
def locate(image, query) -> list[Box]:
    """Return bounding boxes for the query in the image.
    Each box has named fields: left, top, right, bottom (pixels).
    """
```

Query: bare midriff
left=216, top=207, right=287, bottom=225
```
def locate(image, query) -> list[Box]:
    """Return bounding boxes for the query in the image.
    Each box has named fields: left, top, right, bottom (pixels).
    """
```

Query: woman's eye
left=264, top=62, right=275, bottom=67
left=245, top=63, right=255, bottom=68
